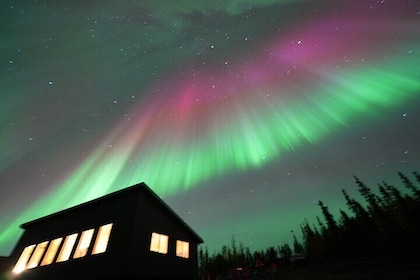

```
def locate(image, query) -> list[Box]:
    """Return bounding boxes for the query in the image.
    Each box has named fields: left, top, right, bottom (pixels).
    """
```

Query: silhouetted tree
left=318, top=200, right=338, bottom=231
left=413, top=171, right=420, bottom=185
left=292, top=231, right=304, bottom=254
left=301, top=219, right=325, bottom=263
left=316, top=216, right=326, bottom=236
left=198, top=246, right=209, bottom=279
left=399, top=172, right=420, bottom=201
left=378, top=183, right=393, bottom=207
left=279, top=242, right=292, bottom=260
left=200, top=172, right=420, bottom=278
left=355, top=176, right=382, bottom=215
left=265, top=246, right=278, bottom=263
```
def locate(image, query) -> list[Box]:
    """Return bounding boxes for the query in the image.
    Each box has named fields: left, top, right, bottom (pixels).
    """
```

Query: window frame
left=40, top=237, right=63, bottom=266
left=73, top=228, right=95, bottom=259
left=12, top=244, right=36, bottom=274
left=91, top=223, right=113, bottom=255
left=12, top=223, right=114, bottom=273
left=176, top=240, right=190, bottom=259
left=26, top=241, right=49, bottom=269
left=150, top=232, right=169, bottom=254
left=56, top=233, right=78, bottom=262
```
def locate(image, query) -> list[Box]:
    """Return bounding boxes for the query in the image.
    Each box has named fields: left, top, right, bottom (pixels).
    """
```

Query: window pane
left=92, top=223, right=113, bottom=255
left=159, top=235, right=168, bottom=254
left=12, top=245, right=36, bottom=274
left=56, top=233, right=78, bottom=262
left=41, top=237, right=63, bottom=266
left=27, top=241, right=49, bottom=269
left=176, top=240, right=189, bottom=258
left=73, top=229, right=94, bottom=258
left=150, top=232, right=168, bottom=254
left=150, top=232, right=160, bottom=252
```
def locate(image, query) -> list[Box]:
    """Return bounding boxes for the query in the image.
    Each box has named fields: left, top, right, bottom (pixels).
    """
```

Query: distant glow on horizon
left=1, top=0, right=420, bottom=255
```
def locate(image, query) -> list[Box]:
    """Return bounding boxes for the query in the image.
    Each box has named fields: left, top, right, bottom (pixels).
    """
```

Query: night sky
left=1, top=0, right=420, bottom=255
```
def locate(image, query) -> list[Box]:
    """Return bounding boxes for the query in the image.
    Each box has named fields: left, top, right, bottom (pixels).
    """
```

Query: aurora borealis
left=1, top=0, right=420, bottom=255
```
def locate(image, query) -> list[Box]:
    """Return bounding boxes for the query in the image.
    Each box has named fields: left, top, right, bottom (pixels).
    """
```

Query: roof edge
left=20, top=183, right=203, bottom=243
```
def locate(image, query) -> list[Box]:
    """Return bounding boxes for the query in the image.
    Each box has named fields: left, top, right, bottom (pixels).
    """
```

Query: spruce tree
left=354, top=176, right=383, bottom=218
left=399, top=172, right=420, bottom=201
left=318, top=200, right=338, bottom=231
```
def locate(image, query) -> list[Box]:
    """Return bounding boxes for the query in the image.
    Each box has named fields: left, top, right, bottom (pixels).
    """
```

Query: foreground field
left=278, top=258, right=420, bottom=280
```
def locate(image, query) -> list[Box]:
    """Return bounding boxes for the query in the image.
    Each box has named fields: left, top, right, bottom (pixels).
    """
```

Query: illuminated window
left=92, top=223, right=113, bottom=255
left=27, top=241, right=49, bottom=269
left=176, top=240, right=189, bottom=258
left=41, top=237, right=63, bottom=266
left=56, top=233, right=78, bottom=262
left=150, top=232, right=168, bottom=254
left=12, top=245, right=36, bottom=274
left=73, top=229, right=94, bottom=258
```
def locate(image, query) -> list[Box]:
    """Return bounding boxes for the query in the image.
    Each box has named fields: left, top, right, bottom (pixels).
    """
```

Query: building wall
left=127, top=190, right=199, bottom=279
left=7, top=186, right=200, bottom=280
left=8, top=190, right=139, bottom=280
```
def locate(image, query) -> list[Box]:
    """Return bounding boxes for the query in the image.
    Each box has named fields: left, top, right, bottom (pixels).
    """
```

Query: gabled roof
left=21, top=182, right=203, bottom=243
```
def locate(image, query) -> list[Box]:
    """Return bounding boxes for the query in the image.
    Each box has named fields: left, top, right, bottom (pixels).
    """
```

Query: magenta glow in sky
left=1, top=0, right=420, bottom=254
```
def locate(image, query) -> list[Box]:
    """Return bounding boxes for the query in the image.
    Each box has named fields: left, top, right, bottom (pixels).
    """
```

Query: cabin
left=4, top=183, right=203, bottom=280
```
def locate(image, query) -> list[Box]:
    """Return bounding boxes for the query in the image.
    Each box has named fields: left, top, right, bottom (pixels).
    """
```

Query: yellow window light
left=73, top=229, right=95, bottom=258
left=56, top=233, right=78, bottom=262
left=40, top=237, right=63, bottom=266
left=92, top=223, right=113, bottom=255
left=12, top=245, right=36, bottom=274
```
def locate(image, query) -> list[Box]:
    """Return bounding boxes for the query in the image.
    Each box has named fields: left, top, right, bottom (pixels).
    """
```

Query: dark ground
left=212, top=257, right=420, bottom=280
left=277, top=258, right=420, bottom=280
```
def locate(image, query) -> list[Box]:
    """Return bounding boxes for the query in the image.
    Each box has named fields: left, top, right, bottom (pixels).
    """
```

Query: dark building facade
left=5, top=183, right=203, bottom=280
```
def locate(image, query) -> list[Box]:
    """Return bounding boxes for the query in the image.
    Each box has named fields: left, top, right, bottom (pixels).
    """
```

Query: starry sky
left=1, top=0, right=420, bottom=255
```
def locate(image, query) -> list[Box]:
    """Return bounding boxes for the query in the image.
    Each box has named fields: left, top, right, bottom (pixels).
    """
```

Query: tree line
left=198, top=171, right=420, bottom=278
